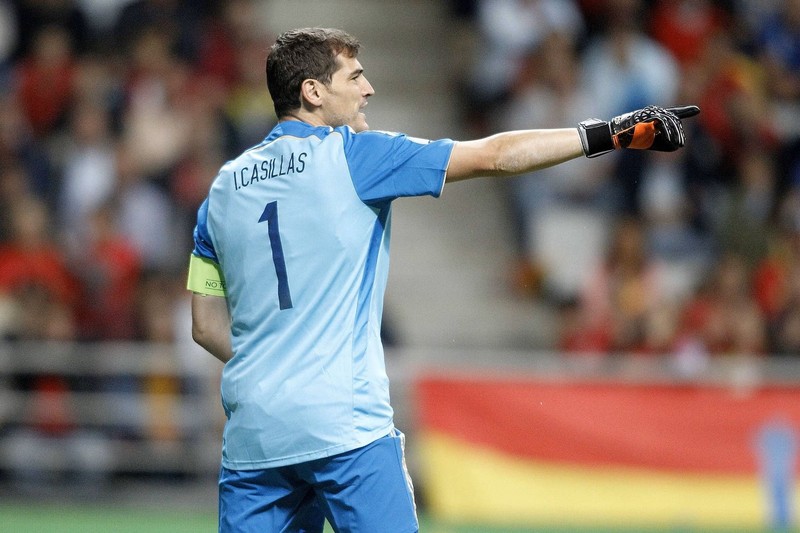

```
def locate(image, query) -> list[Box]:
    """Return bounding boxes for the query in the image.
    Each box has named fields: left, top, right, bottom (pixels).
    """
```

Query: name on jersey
left=233, top=152, right=307, bottom=191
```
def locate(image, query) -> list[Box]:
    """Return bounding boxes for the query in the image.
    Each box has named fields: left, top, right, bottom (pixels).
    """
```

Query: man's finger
left=666, top=105, right=700, bottom=119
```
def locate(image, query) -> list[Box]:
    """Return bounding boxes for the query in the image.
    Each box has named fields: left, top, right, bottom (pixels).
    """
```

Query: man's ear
left=300, top=79, right=324, bottom=109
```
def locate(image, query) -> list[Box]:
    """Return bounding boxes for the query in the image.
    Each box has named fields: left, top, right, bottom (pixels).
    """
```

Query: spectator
left=649, top=0, right=732, bottom=69
left=750, top=0, right=800, bottom=140
left=580, top=0, right=680, bottom=215
left=114, top=143, right=183, bottom=272
left=13, top=25, right=76, bottom=139
left=111, top=0, right=207, bottom=63
left=581, top=0, right=679, bottom=123
left=636, top=300, right=682, bottom=356
left=678, top=252, right=766, bottom=356
left=497, top=32, right=613, bottom=299
left=70, top=54, right=125, bottom=128
left=75, top=202, right=141, bottom=340
left=569, top=216, right=670, bottom=354
left=712, top=148, right=778, bottom=271
left=225, top=33, right=278, bottom=152
left=0, top=195, right=81, bottom=340
left=75, top=0, right=133, bottom=51
left=57, top=99, right=118, bottom=256
left=0, top=95, right=53, bottom=202
left=194, top=0, right=263, bottom=90
left=753, top=193, right=800, bottom=354
left=681, top=26, right=778, bottom=233
left=557, top=296, right=608, bottom=356
left=753, top=226, right=798, bottom=326
left=135, top=272, right=185, bottom=447
left=0, top=163, right=34, bottom=240
left=771, top=284, right=800, bottom=356
left=637, top=150, right=713, bottom=286
left=460, top=0, right=584, bottom=134
left=120, top=26, right=192, bottom=181
left=164, top=68, right=237, bottom=244
left=11, top=0, right=90, bottom=59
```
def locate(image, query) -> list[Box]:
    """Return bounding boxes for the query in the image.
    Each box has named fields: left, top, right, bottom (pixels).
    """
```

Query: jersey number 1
left=259, top=201, right=293, bottom=310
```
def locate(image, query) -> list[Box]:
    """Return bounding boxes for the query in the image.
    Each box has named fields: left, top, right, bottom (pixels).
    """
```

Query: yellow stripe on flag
left=419, top=431, right=790, bottom=529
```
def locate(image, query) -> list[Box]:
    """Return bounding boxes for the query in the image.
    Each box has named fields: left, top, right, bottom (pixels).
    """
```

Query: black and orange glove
left=578, top=105, right=700, bottom=158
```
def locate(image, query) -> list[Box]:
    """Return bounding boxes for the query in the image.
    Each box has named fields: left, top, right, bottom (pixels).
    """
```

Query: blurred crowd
left=0, top=0, right=277, bottom=344
left=0, top=0, right=799, bottom=365
left=452, top=0, right=800, bottom=362
left=0, top=0, right=271, bottom=482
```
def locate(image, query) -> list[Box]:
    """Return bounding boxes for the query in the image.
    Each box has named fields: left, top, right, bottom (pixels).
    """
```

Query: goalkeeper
left=188, top=27, right=699, bottom=533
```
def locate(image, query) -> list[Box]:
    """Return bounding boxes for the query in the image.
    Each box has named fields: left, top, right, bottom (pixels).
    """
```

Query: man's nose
left=362, top=78, right=375, bottom=96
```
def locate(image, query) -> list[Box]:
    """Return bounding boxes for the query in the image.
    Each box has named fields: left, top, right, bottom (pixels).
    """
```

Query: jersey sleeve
left=187, top=198, right=226, bottom=296
left=191, top=198, right=218, bottom=261
left=341, top=128, right=455, bottom=204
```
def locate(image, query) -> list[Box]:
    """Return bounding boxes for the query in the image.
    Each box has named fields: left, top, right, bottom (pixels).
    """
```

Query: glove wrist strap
left=578, top=119, right=615, bottom=158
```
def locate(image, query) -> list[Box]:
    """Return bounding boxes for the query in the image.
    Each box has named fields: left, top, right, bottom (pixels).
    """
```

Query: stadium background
left=1, top=0, right=800, bottom=531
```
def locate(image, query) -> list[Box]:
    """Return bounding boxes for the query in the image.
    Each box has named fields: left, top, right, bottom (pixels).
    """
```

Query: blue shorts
left=218, top=429, right=418, bottom=532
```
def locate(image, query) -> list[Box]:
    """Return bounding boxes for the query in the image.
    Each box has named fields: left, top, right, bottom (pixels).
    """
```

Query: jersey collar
left=265, top=120, right=334, bottom=143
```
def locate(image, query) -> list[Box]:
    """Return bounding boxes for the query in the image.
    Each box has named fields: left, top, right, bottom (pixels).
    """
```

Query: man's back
left=195, top=120, right=452, bottom=468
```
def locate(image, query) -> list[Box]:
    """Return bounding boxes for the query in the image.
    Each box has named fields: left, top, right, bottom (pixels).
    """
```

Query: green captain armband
left=187, top=254, right=227, bottom=296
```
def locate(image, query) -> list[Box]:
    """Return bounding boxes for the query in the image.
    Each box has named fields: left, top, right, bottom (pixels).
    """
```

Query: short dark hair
left=266, top=28, right=361, bottom=118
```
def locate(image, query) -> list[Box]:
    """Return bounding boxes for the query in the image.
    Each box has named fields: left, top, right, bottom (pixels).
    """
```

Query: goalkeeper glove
left=578, top=105, right=700, bottom=158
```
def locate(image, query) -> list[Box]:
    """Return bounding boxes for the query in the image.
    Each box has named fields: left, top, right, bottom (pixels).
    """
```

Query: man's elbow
left=191, top=324, right=202, bottom=347
left=191, top=321, right=212, bottom=349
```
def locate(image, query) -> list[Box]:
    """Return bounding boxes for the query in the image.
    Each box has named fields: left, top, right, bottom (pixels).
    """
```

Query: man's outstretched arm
left=445, top=105, right=699, bottom=183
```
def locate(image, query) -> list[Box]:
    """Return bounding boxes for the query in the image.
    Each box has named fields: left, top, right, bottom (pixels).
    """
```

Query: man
left=187, top=27, right=697, bottom=532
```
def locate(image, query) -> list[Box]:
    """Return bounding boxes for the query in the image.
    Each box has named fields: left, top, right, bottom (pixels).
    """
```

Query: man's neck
left=280, top=110, right=326, bottom=128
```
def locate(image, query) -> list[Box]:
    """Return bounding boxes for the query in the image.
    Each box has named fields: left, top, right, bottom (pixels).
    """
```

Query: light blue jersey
left=192, top=120, right=454, bottom=469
